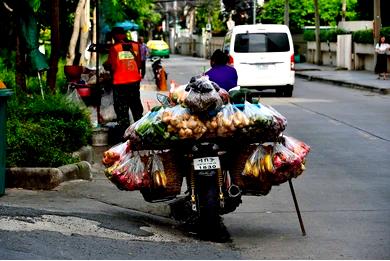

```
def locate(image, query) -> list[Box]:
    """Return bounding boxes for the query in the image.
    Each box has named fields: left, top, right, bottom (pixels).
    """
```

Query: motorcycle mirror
left=156, top=93, right=172, bottom=106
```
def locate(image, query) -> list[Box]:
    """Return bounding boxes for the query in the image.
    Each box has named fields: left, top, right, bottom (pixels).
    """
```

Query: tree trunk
left=15, top=34, right=26, bottom=92
left=79, top=0, right=90, bottom=66
left=341, top=0, right=346, bottom=21
left=89, top=6, right=97, bottom=68
left=284, top=0, right=289, bottom=27
left=66, top=0, right=86, bottom=66
left=47, top=0, right=60, bottom=92
left=314, top=0, right=322, bottom=65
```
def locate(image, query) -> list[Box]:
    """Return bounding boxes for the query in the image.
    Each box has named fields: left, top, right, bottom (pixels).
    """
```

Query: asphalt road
left=1, top=55, right=389, bottom=259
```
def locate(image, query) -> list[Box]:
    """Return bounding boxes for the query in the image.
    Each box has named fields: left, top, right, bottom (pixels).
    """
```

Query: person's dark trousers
left=113, top=82, right=144, bottom=137
left=141, top=60, right=146, bottom=79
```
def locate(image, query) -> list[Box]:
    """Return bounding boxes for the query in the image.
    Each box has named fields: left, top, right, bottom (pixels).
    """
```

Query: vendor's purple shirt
left=205, top=65, right=238, bottom=91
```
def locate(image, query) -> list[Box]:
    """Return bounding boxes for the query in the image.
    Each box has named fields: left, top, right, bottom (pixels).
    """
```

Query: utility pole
left=253, top=0, right=256, bottom=24
left=374, top=0, right=381, bottom=45
left=284, top=0, right=289, bottom=27
left=314, top=0, right=322, bottom=65
left=173, top=0, right=177, bottom=54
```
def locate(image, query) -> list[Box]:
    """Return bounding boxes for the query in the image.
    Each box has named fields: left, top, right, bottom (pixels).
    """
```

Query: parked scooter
left=151, top=57, right=168, bottom=90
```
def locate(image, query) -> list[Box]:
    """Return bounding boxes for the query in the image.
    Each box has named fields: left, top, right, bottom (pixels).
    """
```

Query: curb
left=5, top=146, right=94, bottom=190
left=6, top=161, right=92, bottom=190
left=295, top=72, right=390, bottom=95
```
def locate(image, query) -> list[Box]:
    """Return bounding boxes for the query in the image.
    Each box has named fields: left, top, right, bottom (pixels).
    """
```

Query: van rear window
left=234, top=33, right=290, bottom=53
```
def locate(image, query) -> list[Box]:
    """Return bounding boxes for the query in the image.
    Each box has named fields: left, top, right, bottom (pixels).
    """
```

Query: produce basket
left=228, top=144, right=272, bottom=196
left=140, top=151, right=184, bottom=202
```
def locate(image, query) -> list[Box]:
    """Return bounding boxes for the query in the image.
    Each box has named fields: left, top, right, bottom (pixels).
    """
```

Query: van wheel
left=284, top=85, right=293, bottom=97
left=276, top=89, right=284, bottom=97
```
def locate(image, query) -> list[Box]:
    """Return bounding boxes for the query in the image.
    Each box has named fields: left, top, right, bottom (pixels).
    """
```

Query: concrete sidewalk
left=295, top=63, right=390, bottom=95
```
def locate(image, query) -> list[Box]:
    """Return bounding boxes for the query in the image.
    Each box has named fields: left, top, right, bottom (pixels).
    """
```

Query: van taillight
left=290, top=54, right=295, bottom=71
left=228, top=55, right=234, bottom=66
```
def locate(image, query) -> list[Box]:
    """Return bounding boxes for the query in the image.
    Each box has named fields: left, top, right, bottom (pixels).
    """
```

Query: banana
left=259, top=158, right=266, bottom=176
left=264, top=154, right=273, bottom=173
left=154, top=171, right=161, bottom=187
left=244, top=161, right=252, bottom=175
left=160, top=171, right=167, bottom=187
left=252, top=164, right=260, bottom=178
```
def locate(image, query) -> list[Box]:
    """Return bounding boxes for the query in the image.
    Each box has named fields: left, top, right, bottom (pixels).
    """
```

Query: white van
left=223, top=24, right=295, bottom=96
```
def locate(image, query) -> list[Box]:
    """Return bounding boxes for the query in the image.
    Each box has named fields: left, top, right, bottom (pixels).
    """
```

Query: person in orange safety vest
left=104, top=27, right=144, bottom=138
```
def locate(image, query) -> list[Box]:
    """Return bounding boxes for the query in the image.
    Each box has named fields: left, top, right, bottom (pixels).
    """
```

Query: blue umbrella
left=114, top=20, right=139, bottom=31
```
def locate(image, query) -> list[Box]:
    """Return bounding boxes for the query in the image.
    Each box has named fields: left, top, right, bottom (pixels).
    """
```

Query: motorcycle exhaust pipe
left=228, top=184, right=241, bottom=198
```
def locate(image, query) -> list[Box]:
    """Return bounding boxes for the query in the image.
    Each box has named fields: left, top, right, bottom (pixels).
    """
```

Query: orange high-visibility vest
left=108, top=42, right=141, bottom=85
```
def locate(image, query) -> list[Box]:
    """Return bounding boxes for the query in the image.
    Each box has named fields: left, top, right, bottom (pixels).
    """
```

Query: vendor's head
left=210, top=49, right=228, bottom=67
left=111, top=27, right=126, bottom=42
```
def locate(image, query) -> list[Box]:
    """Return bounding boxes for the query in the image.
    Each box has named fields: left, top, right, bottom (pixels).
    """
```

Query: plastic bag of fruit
left=102, top=140, right=131, bottom=167
left=169, top=83, right=189, bottom=105
left=111, top=154, right=151, bottom=191
left=270, top=143, right=303, bottom=185
left=241, top=144, right=273, bottom=195
left=243, top=144, right=274, bottom=176
left=283, top=135, right=311, bottom=161
left=148, top=154, right=167, bottom=188
left=161, top=105, right=207, bottom=140
left=184, top=76, right=223, bottom=114
left=213, top=103, right=249, bottom=137
left=240, top=101, right=275, bottom=138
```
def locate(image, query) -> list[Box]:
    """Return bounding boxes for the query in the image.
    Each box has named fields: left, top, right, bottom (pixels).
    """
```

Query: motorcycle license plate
left=193, top=157, right=221, bottom=170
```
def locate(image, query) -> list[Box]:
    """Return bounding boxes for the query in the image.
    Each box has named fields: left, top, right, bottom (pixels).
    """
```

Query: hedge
left=6, top=94, right=93, bottom=168
left=304, top=27, right=390, bottom=44
left=303, top=29, right=349, bottom=42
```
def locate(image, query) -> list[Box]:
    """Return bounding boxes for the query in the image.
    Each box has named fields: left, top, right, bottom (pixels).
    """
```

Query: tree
left=314, top=0, right=321, bottom=65
left=66, top=0, right=86, bottom=66
left=222, top=0, right=253, bottom=25
left=47, top=0, right=60, bottom=91
left=196, top=0, right=226, bottom=34
left=260, top=0, right=358, bottom=33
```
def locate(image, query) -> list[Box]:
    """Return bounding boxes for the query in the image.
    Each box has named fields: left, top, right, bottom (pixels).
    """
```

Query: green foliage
left=303, top=28, right=349, bottom=42
left=6, top=94, right=92, bottom=168
left=380, top=27, right=390, bottom=40
left=101, top=0, right=161, bottom=30
left=352, top=27, right=390, bottom=44
left=0, top=51, right=16, bottom=90
left=195, top=0, right=226, bottom=35
left=260, top=0, right=358, bottom=33
left=352, top=29, right=374, bottom=44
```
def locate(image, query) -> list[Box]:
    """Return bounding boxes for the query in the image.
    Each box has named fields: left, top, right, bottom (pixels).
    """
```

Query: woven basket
left=140, top=151, right=184, bottom=202
left=229, top=144, right=272, bottom=196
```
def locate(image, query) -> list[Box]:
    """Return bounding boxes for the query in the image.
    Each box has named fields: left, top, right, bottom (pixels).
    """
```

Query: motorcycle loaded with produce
left=102, top=76, right=311, bottom=242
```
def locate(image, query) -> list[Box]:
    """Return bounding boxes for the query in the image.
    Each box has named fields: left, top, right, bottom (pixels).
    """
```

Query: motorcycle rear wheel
left=196, top=176, right=231, bottom=243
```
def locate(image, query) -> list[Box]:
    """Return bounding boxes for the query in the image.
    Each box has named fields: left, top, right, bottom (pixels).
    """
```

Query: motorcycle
left=148, top=93, right=243, bottom=242
left=151, top=57, right=168, bottom=90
